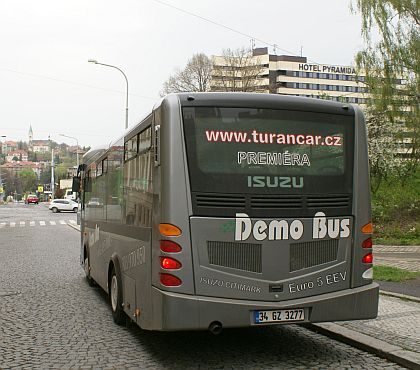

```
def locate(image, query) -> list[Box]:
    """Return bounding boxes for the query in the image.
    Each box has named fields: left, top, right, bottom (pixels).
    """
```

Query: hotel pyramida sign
left=298, top=63, right=356, bottom=75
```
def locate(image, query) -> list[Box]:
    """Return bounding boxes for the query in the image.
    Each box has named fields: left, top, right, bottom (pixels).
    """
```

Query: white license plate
left=254, top=308, right=305, bottom=324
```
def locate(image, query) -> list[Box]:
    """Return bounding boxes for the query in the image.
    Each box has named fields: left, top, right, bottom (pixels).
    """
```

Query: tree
left=211, top=47, right=266, bottom=92
left=161, top=53, right=212, bottom=95
left=352, top=0, right=419, bottom=173
left=19, top=168, right=38, bottom=193
left=364, top=108, right=403, bottom=192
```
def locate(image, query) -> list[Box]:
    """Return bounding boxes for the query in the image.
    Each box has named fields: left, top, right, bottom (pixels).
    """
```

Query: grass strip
left=373, top=265, right=420, bottom=282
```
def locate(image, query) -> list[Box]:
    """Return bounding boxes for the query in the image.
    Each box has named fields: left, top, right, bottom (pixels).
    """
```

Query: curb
left=379, top=290, right=420, bottom=303
left=306, top=322, right=420, bottom=370
left=67, top=223, right=80, bottom=232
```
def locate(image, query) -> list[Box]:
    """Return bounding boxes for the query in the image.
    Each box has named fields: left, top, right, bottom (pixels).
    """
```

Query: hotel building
left=211, top=47, right=370, bottom=105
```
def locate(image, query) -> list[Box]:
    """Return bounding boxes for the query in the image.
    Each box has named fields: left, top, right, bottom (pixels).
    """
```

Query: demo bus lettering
left=235, top=212, right=350, bottom=241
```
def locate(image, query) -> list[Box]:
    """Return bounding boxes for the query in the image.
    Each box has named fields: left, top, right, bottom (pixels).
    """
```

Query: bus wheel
left=84, top=255, right=95, bottom=287
left=110, top=266, right=125, bottom=325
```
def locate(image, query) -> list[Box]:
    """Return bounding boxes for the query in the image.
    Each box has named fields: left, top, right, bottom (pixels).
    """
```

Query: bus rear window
left=182, top=107, right=354, bottom=195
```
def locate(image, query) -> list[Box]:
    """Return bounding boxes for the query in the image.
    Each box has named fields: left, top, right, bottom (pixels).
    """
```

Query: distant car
left=87, top=198, right=103, bottom=207
left=26, top=194, right=39, bottom=205
left=64, top=189, right=76, bottom=200
left=49, top=199, right=79, bottom=213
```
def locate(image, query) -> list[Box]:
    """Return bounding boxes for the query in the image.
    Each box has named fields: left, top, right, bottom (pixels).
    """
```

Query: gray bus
left=76, top=93, right=378, bottom=332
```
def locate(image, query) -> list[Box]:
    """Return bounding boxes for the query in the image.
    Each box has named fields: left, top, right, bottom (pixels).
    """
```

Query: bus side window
left=124, top=127, right=153, bottom=227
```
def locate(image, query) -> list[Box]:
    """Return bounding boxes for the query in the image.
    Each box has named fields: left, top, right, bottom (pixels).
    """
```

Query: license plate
left=254, top=308, right=305, bottom=324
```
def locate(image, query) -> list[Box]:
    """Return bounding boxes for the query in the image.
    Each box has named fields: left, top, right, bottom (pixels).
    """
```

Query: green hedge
left=371, top=171, right=420, bottom=245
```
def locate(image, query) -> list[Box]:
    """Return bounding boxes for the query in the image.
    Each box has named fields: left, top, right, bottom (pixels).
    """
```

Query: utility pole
left=0, top=135, right=5, bottom=202
left=51, top=148, right=54, bottom=200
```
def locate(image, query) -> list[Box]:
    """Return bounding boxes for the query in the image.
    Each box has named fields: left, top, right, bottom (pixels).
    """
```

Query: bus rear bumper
left=148, top=282, right=379, bottom=331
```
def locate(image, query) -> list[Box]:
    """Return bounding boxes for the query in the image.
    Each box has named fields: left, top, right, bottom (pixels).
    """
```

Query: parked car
left=87, top=197, right=103, bottom=207
left=26, top=194, right=39, bottom=205
left=49, top=199, right=79, bottom=213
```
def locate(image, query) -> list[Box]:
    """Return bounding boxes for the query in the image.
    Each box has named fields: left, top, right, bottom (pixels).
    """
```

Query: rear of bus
left=150, top=93, right=378, bottom=331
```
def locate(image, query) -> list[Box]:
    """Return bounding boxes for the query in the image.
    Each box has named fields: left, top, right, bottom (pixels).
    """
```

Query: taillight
left=160, top=240, right=182, bottom=253
left=362, top=252, right=373, bottom=264
left=362, top=237, right=373, bottom=248
left=160, top=273, right=182, bottom=286
left=160, top=257, right=182, bottom=269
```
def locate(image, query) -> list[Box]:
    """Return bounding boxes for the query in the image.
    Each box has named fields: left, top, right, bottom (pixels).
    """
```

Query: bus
left=74, top=93, right=378, bottom=333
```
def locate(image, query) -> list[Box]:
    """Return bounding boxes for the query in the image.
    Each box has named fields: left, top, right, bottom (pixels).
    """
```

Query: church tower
left=28, top=124, right=33, bottom=145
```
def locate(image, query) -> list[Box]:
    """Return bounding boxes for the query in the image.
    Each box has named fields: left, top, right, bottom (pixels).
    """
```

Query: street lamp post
left=88, top=59, right=129, bottom=129
left=0, top=135, right=5, bottom=202
left=59, top=134, right=79, bottom=169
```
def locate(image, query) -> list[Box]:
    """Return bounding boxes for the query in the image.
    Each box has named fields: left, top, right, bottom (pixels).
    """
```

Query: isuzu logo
left=247, top=176, right=304, bottom=188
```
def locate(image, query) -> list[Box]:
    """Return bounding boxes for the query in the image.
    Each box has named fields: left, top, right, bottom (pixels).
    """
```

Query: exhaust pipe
left=209, top=321, right=223, bottom=335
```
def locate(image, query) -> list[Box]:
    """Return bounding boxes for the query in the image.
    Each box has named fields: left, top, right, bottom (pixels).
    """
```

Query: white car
left=49, top=199, right=79, bottom=213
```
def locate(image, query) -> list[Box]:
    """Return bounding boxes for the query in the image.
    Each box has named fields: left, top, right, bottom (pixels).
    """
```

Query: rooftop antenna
left=273, top=44, right=277, bottom=55
left=300, top=46, right=303, bottom=57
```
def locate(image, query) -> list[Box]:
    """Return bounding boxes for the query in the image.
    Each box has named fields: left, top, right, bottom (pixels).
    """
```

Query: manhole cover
left=0, top=291, right=21, bottom=297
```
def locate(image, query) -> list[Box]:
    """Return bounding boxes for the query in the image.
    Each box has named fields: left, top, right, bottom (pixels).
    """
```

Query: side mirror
left=72, top=177, right=81, bottom=192
left=77, top=163, right=87, bottom=176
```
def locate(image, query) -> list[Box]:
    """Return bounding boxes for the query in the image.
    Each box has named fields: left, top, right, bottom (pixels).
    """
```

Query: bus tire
left=109, top=265, right=125, bottom=325
left=84, top=254, right=95, bottom=287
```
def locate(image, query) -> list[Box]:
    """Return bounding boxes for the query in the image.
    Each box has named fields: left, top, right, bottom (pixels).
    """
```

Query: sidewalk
left=311, top=245, right=420, bottom=369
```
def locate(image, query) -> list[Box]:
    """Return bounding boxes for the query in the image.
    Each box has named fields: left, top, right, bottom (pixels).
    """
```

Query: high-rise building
left=211, top=47, right=373, bottom=105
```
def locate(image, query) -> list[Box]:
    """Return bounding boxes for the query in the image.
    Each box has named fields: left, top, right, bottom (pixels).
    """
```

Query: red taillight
left=160, top=257, right=182, bottom=269
left=160, top=273, right=182, bottom=286
left=160, top=240, right=182, bottom=253
left=362, top=252, right=373, bottom=264
left=362, top=237, right=373, bottom=248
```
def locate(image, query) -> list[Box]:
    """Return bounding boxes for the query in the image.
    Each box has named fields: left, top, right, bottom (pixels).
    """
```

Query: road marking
left=0, top=219, right=77, bottom=228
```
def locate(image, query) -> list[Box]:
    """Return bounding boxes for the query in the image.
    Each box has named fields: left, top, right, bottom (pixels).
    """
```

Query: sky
left=0, top=0, right=366, bottom=148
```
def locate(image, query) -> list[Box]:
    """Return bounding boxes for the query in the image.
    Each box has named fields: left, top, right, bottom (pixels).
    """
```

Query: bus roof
left=172, top=92, right=355, bottom=116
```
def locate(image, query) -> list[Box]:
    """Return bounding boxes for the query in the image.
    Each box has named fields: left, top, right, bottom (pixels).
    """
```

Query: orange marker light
left=361, top=222, right=373, bottom=234
left=159, top=223, right=182, bottom=237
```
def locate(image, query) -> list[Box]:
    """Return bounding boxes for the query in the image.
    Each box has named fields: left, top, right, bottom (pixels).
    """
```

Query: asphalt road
left=0, top=203, right=404, bottom=369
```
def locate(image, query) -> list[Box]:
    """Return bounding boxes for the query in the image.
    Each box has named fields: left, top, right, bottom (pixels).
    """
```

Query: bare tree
left=211, top=47, right=266, bottom=92
left=161, top=53, right=212, bottom=96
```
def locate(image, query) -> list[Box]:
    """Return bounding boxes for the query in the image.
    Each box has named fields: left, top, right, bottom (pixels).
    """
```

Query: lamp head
left=88, top=59, right=98, bottom=64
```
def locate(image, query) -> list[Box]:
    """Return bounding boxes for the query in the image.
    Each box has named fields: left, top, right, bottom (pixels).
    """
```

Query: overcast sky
left=0, top=0, right=365, bottom=148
